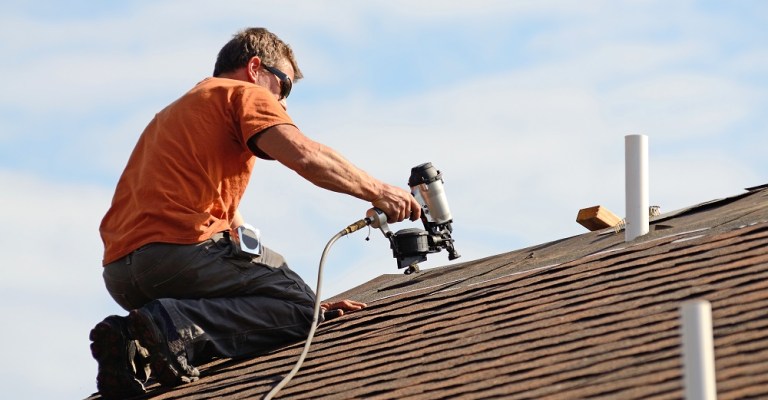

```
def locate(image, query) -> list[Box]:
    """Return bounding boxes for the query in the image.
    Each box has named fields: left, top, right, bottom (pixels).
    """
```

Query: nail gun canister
left=408, top=162, right=453, bottom=225
left=391, top=228, right=430, bottom=258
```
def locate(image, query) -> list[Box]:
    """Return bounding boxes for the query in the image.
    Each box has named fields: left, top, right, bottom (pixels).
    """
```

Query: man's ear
left=246, top=56, right=262, bottom=83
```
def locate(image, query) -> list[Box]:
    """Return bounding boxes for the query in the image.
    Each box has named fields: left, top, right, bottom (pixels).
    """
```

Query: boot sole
left=90, top=316, right=146, bottom=399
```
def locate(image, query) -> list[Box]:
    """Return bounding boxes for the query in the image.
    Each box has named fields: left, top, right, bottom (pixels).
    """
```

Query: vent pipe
left=680, top=300, right=717, bottom=400
left=625, top=134, right=649, bottom=241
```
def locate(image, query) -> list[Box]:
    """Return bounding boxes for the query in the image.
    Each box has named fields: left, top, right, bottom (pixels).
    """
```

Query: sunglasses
left=262, top=64, right=292, bottom=101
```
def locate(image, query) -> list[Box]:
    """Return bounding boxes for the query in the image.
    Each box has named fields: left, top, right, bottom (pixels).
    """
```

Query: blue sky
left=1, top=1, right=766, bottom=398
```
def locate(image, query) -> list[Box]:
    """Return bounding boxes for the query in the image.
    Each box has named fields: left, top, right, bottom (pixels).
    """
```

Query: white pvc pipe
left=625, top=134, right=649, bottom=241
left=680, top=300, right=717, bottom=400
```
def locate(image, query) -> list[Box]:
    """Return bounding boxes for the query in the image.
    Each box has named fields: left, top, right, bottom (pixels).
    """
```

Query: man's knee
left=289, top=305, right=316, bottom=338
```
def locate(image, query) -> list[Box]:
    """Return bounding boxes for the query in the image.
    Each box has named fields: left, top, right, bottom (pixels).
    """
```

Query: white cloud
left=603, top=73, right=754, bottom=141
left=730, top=49, right=768, bottom=75
left=0, top=170, right=124, bottom=399
left=650, top=151, right=761, bottom=211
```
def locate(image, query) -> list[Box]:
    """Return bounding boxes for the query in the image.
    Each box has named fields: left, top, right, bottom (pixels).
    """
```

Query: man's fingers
left=373, top=184, right=422, bottom=223
left=338, top=299, right=367, bottom=310
left=322, top=299, right=367, bottom=312
left=410, top=198, right=422, bottom=220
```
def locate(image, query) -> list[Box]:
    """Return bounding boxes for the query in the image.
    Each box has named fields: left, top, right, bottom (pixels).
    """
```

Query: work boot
left=90, top=315, right=146, bottom=399
left=127, top=308, right=199, bottom=387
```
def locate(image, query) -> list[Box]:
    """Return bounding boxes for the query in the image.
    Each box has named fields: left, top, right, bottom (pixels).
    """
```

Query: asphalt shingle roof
left=88, top=185, right=768, bottom=399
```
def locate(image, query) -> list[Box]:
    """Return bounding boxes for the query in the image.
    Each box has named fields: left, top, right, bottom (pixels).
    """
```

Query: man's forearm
left=253, top=124, right=421, bottom=222
left=255, top=124, right=382, bottom=201
left=293, top=142, right=383, bottom=201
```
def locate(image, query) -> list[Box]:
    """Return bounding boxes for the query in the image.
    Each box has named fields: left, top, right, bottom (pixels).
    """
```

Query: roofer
left=90, top=27, right=421, bottom=398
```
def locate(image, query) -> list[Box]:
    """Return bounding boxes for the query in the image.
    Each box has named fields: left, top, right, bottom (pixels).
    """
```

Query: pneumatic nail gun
left=367, top=162, right=460, bottom=274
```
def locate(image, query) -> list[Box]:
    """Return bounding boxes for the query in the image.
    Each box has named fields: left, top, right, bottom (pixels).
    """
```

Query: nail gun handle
left=366, top=208, right=392, bottom=237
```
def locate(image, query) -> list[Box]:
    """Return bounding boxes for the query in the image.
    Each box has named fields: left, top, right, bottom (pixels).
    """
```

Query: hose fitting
left=341, top=218, right=372, bottom=236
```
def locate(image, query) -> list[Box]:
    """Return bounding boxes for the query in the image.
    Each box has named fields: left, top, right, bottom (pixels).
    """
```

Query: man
left=91, top=27, right=420, bottom=399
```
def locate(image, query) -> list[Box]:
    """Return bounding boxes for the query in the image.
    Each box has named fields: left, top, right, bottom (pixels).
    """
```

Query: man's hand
left=321, top=299, right=367, bottom=320
left=372, top=183, right=422, bottom=223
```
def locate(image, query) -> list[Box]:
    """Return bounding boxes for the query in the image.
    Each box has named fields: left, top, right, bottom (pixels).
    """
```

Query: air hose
left=263, top=217, right=371, bottom=400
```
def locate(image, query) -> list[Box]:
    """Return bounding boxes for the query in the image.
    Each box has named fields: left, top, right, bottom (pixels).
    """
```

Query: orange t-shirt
left=100, top=77, right=294, bottom=265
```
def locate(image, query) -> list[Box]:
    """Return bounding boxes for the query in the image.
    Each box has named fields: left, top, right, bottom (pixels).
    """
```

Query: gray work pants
left=102, top=232, right=317, bottom=365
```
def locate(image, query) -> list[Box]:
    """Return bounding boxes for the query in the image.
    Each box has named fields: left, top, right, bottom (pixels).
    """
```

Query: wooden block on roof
left=577, top=205, right=622, bottom=231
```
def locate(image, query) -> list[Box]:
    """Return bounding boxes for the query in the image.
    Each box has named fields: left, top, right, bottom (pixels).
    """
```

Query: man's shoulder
left=193, top=77, right=268, bottom=95
left=186, top=78, right=275, bottom=107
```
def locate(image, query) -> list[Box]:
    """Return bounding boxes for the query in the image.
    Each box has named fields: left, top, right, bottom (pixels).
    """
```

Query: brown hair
left=213, top=27, right=303, bottom=80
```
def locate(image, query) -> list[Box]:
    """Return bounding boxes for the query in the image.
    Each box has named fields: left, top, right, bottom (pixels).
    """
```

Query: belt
left=211, top=231, right=230, bottom=243
left=120, top=232, right=231, bottom=265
